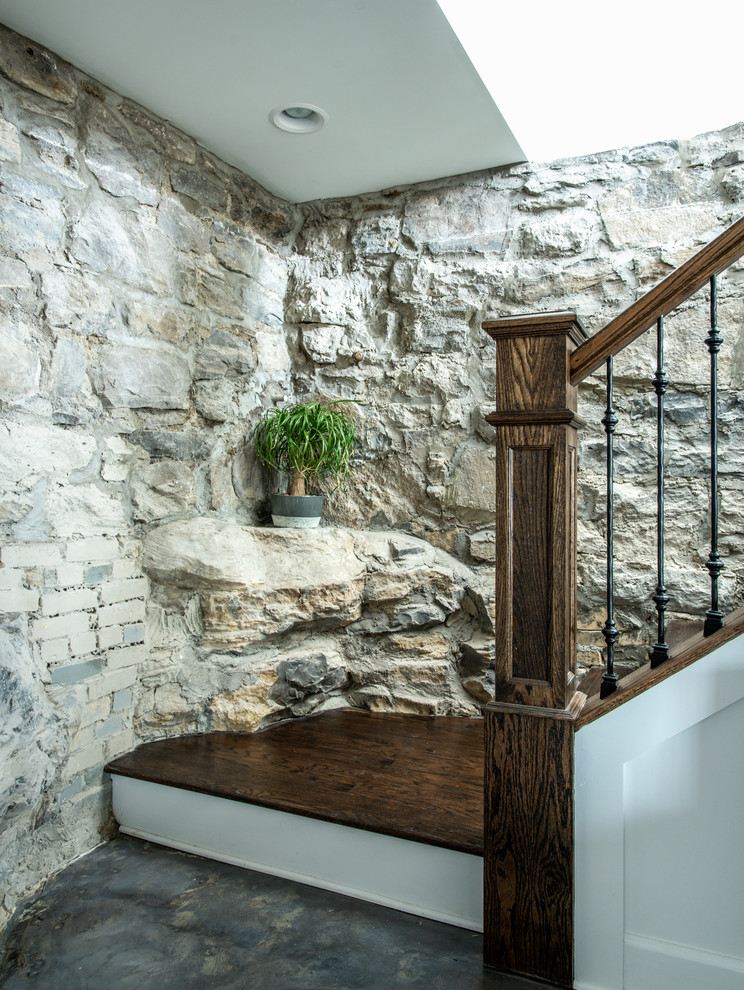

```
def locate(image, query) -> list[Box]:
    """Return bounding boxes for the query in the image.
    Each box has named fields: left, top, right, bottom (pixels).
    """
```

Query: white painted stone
left=41, top=588, right=97, bottom=616
left=65, top=537, right=120, bottom=563
left=100, top=578, right=148, bottom=605
left=0, top=568, right=22, bottom=591
left=98, top=599, right=146, bottom=628
left=0, top=588, right=40, bottom=613
left=32, top=611, right=90, bottom=642
left=106, top=644, right=146, bottom=670
left=69, top=631, right=97, bottom=658
left=40, top=637, right=70, bottom=663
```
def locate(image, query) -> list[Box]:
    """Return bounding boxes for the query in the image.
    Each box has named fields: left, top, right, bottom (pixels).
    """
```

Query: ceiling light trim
left=270, top=103, right=329, bottom=134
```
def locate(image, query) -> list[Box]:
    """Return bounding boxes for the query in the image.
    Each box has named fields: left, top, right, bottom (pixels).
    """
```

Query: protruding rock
left=0, top=34, right=76, bottom=104
left=131, top=461, right=196, bottom=522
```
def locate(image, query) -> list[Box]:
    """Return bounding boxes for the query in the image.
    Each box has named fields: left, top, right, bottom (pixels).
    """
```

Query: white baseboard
left=624, top=932, right=744, bottom=990
left=111, top=775, right=484, bottom=932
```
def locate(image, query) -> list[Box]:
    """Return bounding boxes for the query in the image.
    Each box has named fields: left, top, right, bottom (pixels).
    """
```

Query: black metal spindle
left=704, top=275, right=724, bottom=636
left=600, top=356, right=619, bottom=698
left=650, top=316, right=670, bottom=667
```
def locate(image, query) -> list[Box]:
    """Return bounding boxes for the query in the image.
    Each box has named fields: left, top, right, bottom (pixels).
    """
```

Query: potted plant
left=252, top=400, right=356, bottom=528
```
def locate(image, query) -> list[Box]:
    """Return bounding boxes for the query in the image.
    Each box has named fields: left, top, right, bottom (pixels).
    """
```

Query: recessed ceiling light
left=270, top=104, right=328, bottom=134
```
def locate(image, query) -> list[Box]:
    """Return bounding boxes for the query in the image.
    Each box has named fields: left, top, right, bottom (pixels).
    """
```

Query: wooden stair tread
left=105, top=709, right=485, bottom=856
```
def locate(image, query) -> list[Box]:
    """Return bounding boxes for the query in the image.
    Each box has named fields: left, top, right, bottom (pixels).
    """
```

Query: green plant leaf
left=252, top=400, right=357, bottom=494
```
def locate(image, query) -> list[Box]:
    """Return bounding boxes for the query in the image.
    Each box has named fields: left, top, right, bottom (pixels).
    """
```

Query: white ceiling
left=0, top=0, right=526, bottom=203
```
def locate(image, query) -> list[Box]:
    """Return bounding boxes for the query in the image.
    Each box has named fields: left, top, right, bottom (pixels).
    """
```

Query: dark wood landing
left=106, top=709, right=484, bottom=856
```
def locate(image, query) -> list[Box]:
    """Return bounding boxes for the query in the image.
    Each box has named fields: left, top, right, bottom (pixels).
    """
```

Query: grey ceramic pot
left=270, top=494, right=324, bottom=529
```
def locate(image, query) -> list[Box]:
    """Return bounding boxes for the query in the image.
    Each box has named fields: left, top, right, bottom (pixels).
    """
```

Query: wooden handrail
left=570, top=215, right=744, bottom=385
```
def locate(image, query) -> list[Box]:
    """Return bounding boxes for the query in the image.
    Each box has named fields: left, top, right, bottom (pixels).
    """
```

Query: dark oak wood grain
left=483, top=704, right=574, bottom=988
left=576, top=665, right=603, bottom=699
left=483, top=314, right=585, bottom=418
left=570, top=215, right=744, bottom=384
left=481, top=314, right=584, bottom=985
left=106, top=709, right=484, bottom=855
left=483, top=310, right=587, bottom=341
left=511, top=447, right=551, bottom=682
left=576, top=603, right=744, bottom=728
left=484, top=314, right=585, bottom=710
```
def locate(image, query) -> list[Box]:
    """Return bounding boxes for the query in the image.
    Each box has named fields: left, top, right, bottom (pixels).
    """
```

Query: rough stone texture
left=0, top=24, right=298, bottom=932
left=90, top=341, right=192, bottom=410
left=292, top=127, right=744, bottom=669
left=140, top=521, right=487, bottom=728
left=131, top=461, right=196, bottom=522
left=2, top=19, right=744, bottom=939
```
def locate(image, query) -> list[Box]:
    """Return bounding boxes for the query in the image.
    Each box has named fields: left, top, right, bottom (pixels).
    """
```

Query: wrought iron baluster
left=600, top=356, right=619, bottom=698
left=704, top=275, right=724, bottom=636
left=650, top=316, right=670, bottom=667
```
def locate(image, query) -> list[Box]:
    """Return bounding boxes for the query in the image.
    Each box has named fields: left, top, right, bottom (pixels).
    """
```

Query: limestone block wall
left=292, top=128, right=744, bottom=666
left=0, top=26, right=298, bottom=928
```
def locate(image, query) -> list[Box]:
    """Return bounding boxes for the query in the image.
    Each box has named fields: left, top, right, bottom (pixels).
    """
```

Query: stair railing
left=480, top=214, right=744, bottom=988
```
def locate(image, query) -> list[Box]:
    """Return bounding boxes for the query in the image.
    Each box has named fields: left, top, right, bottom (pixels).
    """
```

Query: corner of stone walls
left=2, top=16, right=744, bottom=936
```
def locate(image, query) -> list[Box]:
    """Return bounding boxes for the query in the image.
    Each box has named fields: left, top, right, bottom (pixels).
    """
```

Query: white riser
left=111, top=775, right=484, bottom=932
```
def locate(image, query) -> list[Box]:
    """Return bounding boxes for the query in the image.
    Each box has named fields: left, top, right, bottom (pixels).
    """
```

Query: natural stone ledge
left=141, top=518, right=491, bottom=656
left=142, top=518, right=364, bottom=592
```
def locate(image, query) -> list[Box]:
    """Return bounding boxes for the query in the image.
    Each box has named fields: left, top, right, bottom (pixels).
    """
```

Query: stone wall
left=291, top=128, right=744, bottom=666
left=2, top=20, right=744, bottom=932
left=0, top=26, right=298, bottom=929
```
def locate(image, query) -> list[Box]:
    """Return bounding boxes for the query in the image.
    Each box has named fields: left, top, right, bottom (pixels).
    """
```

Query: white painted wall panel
left=624, top=696, right=744, bottom=958
left=575, top=635, right=744, bottom=990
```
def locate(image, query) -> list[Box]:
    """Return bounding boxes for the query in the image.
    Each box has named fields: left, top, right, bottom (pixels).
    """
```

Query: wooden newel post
left=481, top=312, right=587, bottom=989
left=484, top=311, right=586, bottom=709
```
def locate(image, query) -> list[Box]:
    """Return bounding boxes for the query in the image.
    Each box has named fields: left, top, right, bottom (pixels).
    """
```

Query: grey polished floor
left=0, top=837, right=551, bottom=990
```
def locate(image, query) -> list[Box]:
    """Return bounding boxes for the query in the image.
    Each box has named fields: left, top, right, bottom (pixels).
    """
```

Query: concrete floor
left=0, top=837, right=550, bottom=990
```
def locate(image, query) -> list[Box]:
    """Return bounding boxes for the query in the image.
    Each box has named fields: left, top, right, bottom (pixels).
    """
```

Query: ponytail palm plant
left=253, top=400, right=356, bottom=497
